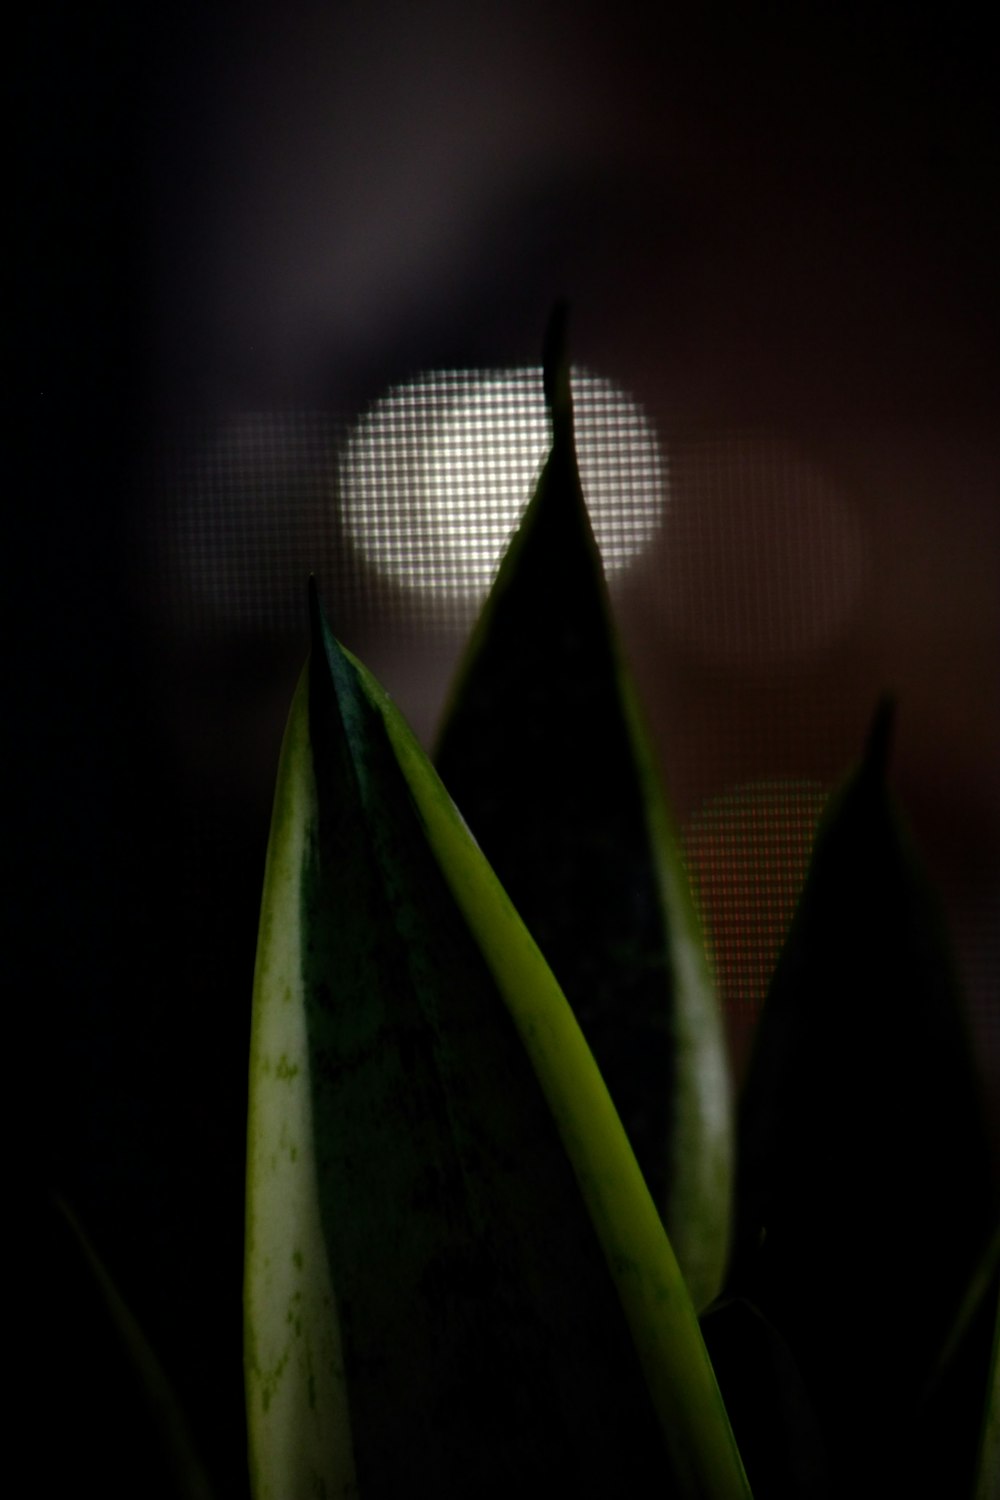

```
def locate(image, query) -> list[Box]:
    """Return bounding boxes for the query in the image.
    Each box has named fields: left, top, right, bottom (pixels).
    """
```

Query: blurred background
left=20, top=3, right=999, bottom=1494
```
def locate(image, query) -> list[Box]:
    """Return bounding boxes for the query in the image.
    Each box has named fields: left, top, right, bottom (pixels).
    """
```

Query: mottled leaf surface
left=245, top=588, right=750, bottom=1499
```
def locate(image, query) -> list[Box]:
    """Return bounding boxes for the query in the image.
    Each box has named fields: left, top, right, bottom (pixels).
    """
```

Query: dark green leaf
left=434, top=307, right=731, bottom=1309
left=700, top=1297, right=835, bottom=1500
left=730, top=698, right=998, bottom=1493
left=244, top=590, right=750, bottom=1498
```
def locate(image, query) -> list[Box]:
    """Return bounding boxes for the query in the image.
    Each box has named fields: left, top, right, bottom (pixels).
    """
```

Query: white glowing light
left=337, top=368, right=667, bottom=597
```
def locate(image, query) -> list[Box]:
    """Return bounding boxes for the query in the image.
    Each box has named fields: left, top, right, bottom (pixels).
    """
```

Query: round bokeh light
left=338, top=367, right=667, bottom=598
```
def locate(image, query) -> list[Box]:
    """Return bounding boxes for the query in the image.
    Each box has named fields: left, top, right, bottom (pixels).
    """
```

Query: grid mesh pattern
left=661, top=433, right=868, bottom=666
left=147, top=367, right=665, bottom=637
left=683, top=779, right=828, bottom=1066
left=144, top=399, right=997, bottom=1112
left=338, top=368, right=665, bottom=599
left=147, top=410, right=344, bottom=637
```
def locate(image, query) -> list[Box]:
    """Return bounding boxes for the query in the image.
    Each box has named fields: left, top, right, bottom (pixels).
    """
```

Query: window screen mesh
left=148, top=366, right=665, bottom=638
left=145, top=374, right=998, bottom=1103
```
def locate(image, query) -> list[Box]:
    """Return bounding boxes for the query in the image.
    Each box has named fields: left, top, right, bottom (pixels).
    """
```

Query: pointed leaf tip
left=435, top=310, right=732, bottom=1311
left=308, top=579, right=348, bottom=697
left=864, top=694, right=896, bottom=782
left=307, top=574, right=323, bottom=644
left=543, top=300, right=573, bottom=432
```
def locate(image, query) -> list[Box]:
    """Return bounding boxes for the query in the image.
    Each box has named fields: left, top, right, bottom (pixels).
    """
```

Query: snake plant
left=52, top=315, right=997, bottom=1500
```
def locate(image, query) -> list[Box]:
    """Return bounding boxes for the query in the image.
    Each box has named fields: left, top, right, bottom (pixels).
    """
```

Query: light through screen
left=683, top=778, right=828, bottom=1075
left=337, top=367, right=667, bottom=599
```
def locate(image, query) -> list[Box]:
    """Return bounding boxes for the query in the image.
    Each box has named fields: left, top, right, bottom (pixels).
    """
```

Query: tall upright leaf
left=434, top=309, right=730, bottom=1309
left=730, top=699, right=998, bottom=1493
left=244, top=588, right=750, bottom=1499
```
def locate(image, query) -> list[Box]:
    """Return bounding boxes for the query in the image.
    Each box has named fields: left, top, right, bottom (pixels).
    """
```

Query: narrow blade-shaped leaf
left=244, top=666, right=354, bottom=1500
left=700, top=1297, right=835, bottom=1500
left=52, top=1197, right=217, bottom=1500
left=434, top=308, right=731, bottom=1309
left=245, top=589, right=750, bottom=1498
left=730, top=699, right=998, bottom=1491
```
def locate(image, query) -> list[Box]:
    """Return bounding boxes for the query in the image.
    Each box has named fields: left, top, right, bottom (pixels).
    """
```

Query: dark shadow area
left=16, top=5, right=999, bottom=1495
